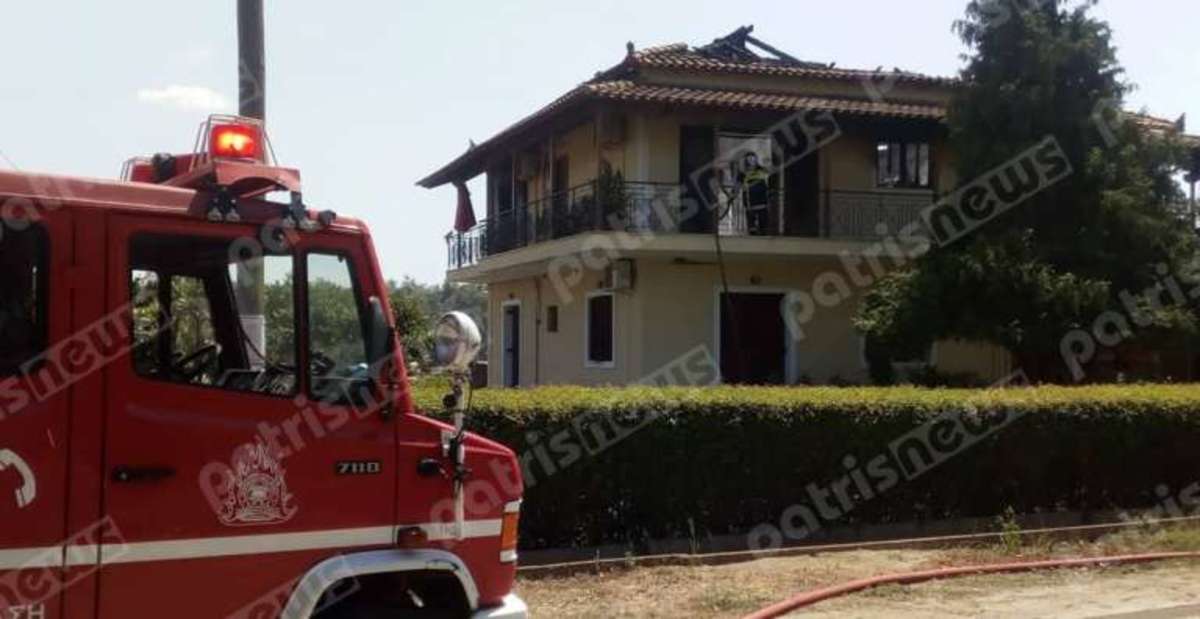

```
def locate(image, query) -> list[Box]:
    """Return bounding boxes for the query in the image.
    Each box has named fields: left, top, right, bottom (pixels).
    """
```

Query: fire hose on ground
left=742, top=551, right=1200, bottom=618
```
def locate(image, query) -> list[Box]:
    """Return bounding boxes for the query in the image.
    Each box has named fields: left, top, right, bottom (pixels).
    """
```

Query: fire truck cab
left=0, top=117, right=526, bottom=618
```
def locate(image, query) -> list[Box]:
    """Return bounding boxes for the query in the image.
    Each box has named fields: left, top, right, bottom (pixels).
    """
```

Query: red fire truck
left=0, top=116, right=527, bottom=618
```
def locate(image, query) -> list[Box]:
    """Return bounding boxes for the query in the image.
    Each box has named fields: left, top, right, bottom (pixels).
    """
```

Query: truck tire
left=321, top=602, right=465, bottom=619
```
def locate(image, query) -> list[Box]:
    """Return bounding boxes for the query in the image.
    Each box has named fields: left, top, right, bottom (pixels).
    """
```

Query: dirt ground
left=514, top=524, right=1200, bottom=618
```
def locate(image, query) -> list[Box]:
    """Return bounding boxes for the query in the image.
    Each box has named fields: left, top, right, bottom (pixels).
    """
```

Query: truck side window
left=0, top=225, right=47, bottom=375
left=129, top=271, right=218, bottom=384
left=129, top=234, right=297, bottom=396
left=306, top=253, right=369, bottom=403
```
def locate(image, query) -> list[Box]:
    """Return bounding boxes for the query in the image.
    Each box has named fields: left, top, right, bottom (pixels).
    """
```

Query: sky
left=2, top=1, right=1198, bottom=284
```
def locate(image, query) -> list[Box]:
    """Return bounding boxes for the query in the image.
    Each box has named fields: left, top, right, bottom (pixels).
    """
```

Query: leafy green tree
left=388, top=278, right=488, bottom=370
left=390, top=281, right=435, bottom=368
left=855, top=0, right=1198, bottom=382
left=263, top=278, right=296, bottom=363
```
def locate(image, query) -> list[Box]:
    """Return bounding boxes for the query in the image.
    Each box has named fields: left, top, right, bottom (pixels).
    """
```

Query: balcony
left=446, top=181, right=935, bottom=270
left=823, top=190, right=934, bottom=239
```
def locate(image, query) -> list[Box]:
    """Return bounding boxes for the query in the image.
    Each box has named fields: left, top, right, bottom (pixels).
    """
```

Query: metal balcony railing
left=446, top=183, right=936, bottom=269
left=823, top=190, right=935, bottom=239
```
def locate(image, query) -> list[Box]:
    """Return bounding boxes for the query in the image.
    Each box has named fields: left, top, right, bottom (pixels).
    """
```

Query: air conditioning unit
left=605, top=259, right=635, bottom=291
left=516, top=152, right=540, bottom=180
left=598, top=112, right=626, bottom=147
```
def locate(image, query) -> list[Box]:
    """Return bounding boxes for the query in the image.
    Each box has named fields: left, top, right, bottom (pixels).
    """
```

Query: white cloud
left=137, top=85, right=229, bottom=111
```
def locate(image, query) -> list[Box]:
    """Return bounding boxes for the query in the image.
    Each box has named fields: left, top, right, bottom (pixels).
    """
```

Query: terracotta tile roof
left=616, top=43, right=957, bottom=87
left=417, top=28, right=1194, bottom=188
left=415, top=79, right=946, bottom=187
left=584, top=80, right=947, bottom=119
left=417, top=86, right=592, bottom=188
left=1129, top=112, right=1200, bottom=147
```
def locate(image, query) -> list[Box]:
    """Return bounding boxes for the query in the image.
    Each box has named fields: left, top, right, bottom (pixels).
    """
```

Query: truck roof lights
left=210, top=123, right=261, bottom=161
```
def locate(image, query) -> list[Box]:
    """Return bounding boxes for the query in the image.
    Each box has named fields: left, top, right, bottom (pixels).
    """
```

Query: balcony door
left=784, top=151, right=820, bottom=236
left=679, top=126, right=716, bottom=233
left=502, top=302, right=520, bottom=387
left=551, top=156, right=570, bottom=235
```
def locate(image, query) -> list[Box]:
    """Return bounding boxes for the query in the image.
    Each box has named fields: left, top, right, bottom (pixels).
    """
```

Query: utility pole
left=238, top=0, right=266, bottom=120
left=236, top=0, right=267, bottom=366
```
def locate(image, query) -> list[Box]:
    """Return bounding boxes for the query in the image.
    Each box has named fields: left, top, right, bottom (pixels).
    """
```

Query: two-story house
left=418, top=26, right=1199, bottom=388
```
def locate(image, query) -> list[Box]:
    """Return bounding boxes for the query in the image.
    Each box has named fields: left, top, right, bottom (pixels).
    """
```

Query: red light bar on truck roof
left=121, top=115, right=279, bottom=184
left=195, top=115, right=273, bottom=165
left=211, top=123, right=262, bottom=161
left=116, top=114, right=338, bottom=229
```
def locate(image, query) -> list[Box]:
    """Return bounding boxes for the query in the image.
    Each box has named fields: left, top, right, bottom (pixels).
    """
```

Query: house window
left=876, top=142, right=931, bottom=189
left=546, top=305, right=559, bottom=333
left=0, top=225, right=47, bottom=375
left=586, top=292, right=614, bottom=366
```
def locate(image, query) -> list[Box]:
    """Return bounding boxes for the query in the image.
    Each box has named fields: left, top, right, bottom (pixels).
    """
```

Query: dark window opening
left=587, top=293, right=614, bottom=365
left=546, top=305, right=559, bottom=333
left=876, top=142, right=931, bottom=189
left=552, top=155, right=570, bottom=212
left=0, top=224, right=48, bottom=375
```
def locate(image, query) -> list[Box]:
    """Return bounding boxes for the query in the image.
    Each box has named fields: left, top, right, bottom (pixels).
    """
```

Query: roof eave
left=416, top=87, right=598, bottom=188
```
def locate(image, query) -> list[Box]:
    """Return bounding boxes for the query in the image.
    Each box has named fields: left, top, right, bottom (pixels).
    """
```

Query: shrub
left=408, top=381, right=1200, bottom=552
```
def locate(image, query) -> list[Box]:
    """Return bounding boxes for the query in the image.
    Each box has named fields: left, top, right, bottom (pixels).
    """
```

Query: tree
left=390, top=280, right=435, bottom=368
left=388, top=278, right=488, bottom=370
left=855, top=0, right=1198, bottom=382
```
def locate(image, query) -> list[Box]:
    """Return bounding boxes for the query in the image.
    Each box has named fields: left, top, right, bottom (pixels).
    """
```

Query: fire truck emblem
left=216, top=442, right=297, bottom=526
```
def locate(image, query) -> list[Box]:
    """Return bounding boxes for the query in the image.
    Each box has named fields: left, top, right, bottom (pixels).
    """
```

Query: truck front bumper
left=472, top=594, right=528, bottom=618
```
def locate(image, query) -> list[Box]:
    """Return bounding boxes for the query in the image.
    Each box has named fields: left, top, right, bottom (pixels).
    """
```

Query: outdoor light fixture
left=433, top=311, right=482, bottom=372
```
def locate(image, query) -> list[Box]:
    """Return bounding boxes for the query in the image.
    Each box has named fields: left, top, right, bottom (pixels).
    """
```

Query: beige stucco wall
left=636, top=257, right=873, bottom=384
left=486, top=263, right=645, bottom=387
left=492, top=104, right=958, bottom=220
left=557, top=121, right=599, bottom=189
left=511, top=120, right=601, bottom=211
left=613, top=107, right=956, bottom=194
left=484, top=257, right=1012, bottom=387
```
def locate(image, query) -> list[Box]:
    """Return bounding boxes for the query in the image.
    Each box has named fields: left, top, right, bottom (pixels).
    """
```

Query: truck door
left=0, top=210, right=72, bottom=619
left=99, top=215, right=397, bottom=617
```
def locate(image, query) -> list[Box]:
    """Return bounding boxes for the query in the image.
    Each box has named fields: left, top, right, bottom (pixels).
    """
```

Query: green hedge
left=409, top=381, right=1200, bottom=551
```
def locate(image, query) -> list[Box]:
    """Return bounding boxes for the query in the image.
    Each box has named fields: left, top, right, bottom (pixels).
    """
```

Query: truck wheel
left=315, top=572, right=471, bottom=618
left=321, top=602, right=466, bottom=619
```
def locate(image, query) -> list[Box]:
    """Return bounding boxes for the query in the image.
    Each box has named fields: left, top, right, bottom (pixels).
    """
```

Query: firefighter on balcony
left=738, top=151, right=771, bottom=235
